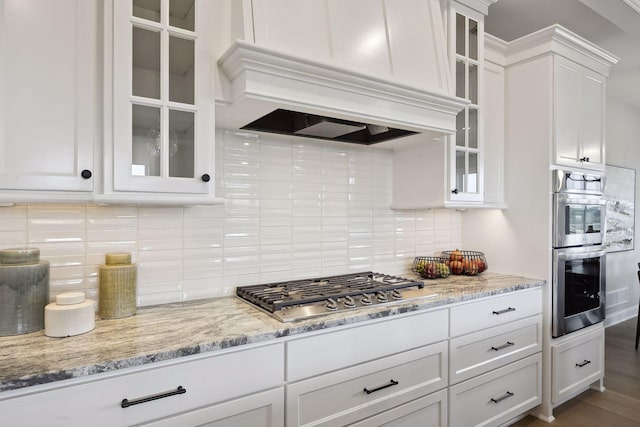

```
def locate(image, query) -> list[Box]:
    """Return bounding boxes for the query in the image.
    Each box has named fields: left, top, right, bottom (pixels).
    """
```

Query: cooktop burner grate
left=236, top=272, right=424, bottom=313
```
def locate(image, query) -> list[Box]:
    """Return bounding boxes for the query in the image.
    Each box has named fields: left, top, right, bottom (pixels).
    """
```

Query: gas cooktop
left=235, top=272, right=437, bottom=322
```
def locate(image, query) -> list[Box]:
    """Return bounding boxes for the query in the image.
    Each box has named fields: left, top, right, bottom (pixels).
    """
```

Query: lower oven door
left=553, top=245, right=606, bottom=338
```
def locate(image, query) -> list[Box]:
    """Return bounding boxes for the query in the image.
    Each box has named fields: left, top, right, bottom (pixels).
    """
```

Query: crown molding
left=503, top=24, right=619, bottom=76
left=621, top=0, right=640, bottom=14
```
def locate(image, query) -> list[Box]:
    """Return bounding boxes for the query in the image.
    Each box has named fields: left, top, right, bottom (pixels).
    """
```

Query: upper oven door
left=553, top=193, right=605, bottom=248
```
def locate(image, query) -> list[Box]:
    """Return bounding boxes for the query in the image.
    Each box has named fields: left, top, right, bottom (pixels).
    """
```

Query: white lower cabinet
left=449, top=353, right=542, bottom=427
left=551, top=325, right=604, bottom=405
left=450, top=315, right=542, bottom=384
left=0, top=289, right=547, bottom=427
left=136, top=387, right=284, bottom=427
left=350, top=389, right=448, bottom=427
left=286, top=309, right=449, bottom=427
left=0, top=343, right=284, bottom=427
left=448, top=288, right=543, bottom=426
left=286, top=342, right=448, bottom=427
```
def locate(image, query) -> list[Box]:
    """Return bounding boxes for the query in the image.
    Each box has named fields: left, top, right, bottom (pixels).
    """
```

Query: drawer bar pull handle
left=491, top=341, right=515, bottom=351
left=121, top=386, right=186, bottom=408
left=492, top=307, right=516, bottom=315
left=576, top=359, right=591, bottom=368
left=364, top=379, right=399, bottom=395
left=490, top=391, right=514, bottom=404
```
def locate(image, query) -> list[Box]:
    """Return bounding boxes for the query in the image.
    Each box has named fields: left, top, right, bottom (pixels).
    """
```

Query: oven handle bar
left=554, top=246, right=607, bottom=261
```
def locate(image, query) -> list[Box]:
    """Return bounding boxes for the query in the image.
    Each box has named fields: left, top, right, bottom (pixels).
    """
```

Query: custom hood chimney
left=215, top=1, right=469, bottom=145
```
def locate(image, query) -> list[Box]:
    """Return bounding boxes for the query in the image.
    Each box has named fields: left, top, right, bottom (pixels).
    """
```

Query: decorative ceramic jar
left=99, top=252, right=137, bottom=319
left=45, top=291, right=95, bottom=337
left=0, top=248, right=50, bottom=336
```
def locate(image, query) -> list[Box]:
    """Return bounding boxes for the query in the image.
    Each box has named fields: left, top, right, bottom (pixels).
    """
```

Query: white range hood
left=215, top=40, right=469, bottom=145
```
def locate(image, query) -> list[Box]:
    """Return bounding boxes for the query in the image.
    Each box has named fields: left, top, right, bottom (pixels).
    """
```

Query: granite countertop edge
left=0, top=273, right=545, bottom=394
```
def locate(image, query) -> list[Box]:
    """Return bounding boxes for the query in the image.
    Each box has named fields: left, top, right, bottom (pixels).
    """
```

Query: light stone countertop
left=0, top=272, right=544, bottom=393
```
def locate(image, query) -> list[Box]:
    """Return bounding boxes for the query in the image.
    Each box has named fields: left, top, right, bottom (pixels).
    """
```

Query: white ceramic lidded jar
left=45, top=292, right=95, bottom=337
left=0, top=248, right=49, bottom=336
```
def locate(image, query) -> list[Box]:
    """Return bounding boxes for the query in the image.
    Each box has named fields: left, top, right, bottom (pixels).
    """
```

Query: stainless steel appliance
left=235, top=272, right=435, bottom=322
left=552, top=169, right=605, bottom=248
left=552, top=245, right=606, bottom=337
left=551, top=169, right=606, bottom=337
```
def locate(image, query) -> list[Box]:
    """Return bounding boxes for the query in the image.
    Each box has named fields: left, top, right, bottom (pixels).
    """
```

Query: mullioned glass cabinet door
left=450, top=7, right=483, bottom=202
left=111, top=0, right=215, bottom=195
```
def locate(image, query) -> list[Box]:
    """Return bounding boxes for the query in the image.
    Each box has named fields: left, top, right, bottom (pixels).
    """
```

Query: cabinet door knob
left=81, top=169, right=92, bottom=179
left=451, top=188, right=459, bottom=194
left=201, top=174, right=211, bottom=182
left=580, top=157, right=590, bottom=162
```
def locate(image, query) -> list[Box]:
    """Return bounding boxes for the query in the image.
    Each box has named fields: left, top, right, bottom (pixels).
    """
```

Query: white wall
left=603, top=98, right=640, bottom=323
left=0, top=130, right=463, bottom=307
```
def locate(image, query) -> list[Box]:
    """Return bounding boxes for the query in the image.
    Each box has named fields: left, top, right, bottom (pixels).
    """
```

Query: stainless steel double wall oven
left=552, top=169, right=606, bottom=337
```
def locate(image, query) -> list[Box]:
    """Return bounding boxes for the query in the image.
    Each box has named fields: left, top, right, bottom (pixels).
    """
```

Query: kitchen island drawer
left=286, top=341, right=447, bottom=427
left=450, top=288, right=542, bottom=337
left=350, top=389, right=447, bottom=427
left=552, top=326, right=604, bottom=404
left=450, top=315, right=542, bottom=384
left=0, top=343, right=284, bottom=427
left=449, top=353, right=542, bottom=427
left=287, top=309, right=448, bottom=382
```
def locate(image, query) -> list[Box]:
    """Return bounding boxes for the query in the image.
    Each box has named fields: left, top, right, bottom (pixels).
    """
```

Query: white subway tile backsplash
left=183, top=283, right=223, bottom=301
left=0, top=207, right=27, bottom=231
left=138, top=291, right=184, bottom=307
left=2, top=131, right=463, bottom=308
left=0, top=231, right=27, bottom=247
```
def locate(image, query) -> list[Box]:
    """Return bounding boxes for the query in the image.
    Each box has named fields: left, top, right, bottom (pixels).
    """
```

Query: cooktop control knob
left=326, top=298, right=338, bottom=311
left=343, top=295, right=356, bottom=308
left=376, top=292, right=388, bottom=303
left=361, top=294, right=372, bottom=305
left=391, top=290, right=403, bottom=300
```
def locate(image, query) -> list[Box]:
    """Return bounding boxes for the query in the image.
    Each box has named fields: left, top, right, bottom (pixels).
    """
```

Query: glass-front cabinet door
left=449, top=4, right=483, bottom=202
left=111, top=0, right=215, bottom=196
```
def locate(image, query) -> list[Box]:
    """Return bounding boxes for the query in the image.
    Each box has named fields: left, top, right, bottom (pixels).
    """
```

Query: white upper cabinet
left=502, top=26, right=618, bottom=175
left=391, top=0, right=493, bottom=210
left=249, top=0, right=452, bottom=93
left=482, top=34, right=506, bottom=207
left=554, top=56, right=606, bottom=171
left=0, top=0, right=97, bottom=202
left=449, top=4, right=484, bottom=203
left=102, top=0, right=221, bottom=204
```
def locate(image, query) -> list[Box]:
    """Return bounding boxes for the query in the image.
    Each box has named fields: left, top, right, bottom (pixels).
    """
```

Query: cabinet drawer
left=350, top=389, right=447, bottom=427
left=449, top=353, right=542, bottom=427
left=287, top=309, right=448, bottom=382
left=450, top=288, right=542, bottom=337
left=450, top=315, right=542, bottom=384
left=136, top=387, right=284, bottom=427
left=552, top=326, right=604, bottom=404
left=0, top=343, right=284, bottom=427
left=287, top=341, right=447, bottom=427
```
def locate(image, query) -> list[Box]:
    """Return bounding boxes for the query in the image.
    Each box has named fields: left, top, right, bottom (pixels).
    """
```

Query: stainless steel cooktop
left=235, top=272, right=437, bottom=322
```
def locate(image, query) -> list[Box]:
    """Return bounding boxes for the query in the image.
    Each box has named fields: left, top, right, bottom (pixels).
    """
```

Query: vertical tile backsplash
left=0, top=130, right=462, bottom=307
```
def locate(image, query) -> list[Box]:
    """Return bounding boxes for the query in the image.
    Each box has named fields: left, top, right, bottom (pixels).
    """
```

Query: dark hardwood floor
left=511, top=318, right=640, bottom=426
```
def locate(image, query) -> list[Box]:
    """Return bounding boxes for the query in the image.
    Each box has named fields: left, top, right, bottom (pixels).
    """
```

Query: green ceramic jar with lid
left=98, top=252, right=137, bottom=319
left=0, top=247, right=50, bottom=336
